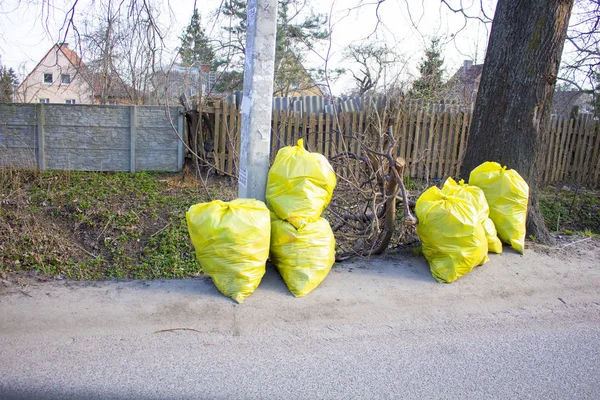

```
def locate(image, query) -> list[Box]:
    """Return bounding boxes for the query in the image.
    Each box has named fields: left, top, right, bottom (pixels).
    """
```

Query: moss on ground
left=539, top=185, right=600, bottom=236
left=1, top=168, right=598, bottom=280
left=0, top=167, right=235, bottom=279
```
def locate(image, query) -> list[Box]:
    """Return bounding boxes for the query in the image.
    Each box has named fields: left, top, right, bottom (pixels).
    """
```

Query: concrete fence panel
left=0, top=104, right=184, bottom=172
left=0, top=104, right=38, bottom=169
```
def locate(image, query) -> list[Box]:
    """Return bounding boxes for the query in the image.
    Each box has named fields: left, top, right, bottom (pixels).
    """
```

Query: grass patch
left=539, top=185, right=600, bottom=235
left=0, top=166, right=235, bottom=279
left=3, top=167, right=596, bottom=281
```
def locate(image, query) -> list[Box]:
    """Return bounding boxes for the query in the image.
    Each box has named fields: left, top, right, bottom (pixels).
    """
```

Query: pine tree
left=0, top=67, right=18, bottom=103
left=411, top=38, right=445, bottom=100
left=218, top=0, right=329, bottom=93
left=179, top=9, right=215, bottom=68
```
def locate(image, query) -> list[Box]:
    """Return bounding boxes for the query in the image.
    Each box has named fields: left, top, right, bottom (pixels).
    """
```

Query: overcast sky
left=0, top=0, right=495, bottom=94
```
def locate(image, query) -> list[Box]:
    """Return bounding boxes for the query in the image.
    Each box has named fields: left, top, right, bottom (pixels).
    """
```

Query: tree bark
left=461, top=0, right=574, bottom=245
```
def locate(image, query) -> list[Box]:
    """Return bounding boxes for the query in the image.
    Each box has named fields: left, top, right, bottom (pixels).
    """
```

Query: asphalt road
left=1, top=242, right=599, bottom=399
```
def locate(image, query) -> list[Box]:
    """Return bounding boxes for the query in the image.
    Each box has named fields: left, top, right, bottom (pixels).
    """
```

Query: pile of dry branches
left=325, top=106, right=418, bottom=260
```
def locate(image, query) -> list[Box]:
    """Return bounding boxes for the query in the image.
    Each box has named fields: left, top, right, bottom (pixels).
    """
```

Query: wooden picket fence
left=542, top=113, right=600, bottom=186
left=200, top=100, right=600, bottom=187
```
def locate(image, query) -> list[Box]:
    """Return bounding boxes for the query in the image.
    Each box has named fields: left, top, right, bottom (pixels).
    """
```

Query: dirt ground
left=1, top=236, right=599, bottom=399
left=2, top=235, right=598, bottom=303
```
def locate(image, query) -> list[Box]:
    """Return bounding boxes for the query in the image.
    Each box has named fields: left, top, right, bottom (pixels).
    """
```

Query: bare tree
left=344, top=42, right=400, bottom=96
left=213, top=0, right=330, bottom=93
left=79, top=1, right=161, bottom=104
left=560, top=0, right=600, bottom=90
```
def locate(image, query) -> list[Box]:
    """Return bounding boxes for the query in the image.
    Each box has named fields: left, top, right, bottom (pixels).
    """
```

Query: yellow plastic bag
left=442, top=177, right=503, bottom=254
left=266, top=139, right=337, bottom=229
left=469, top=162, right=529, bottom=254
left=186, top=199, right=270, bottom=304
left=270, top=215, right=336, bottom=297
left=416, top=186, right=489, bottom=283
left=482, top=219, right=503, bottom=254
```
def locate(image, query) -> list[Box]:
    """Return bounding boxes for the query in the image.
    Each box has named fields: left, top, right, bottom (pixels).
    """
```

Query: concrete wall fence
left=0, top=104, right=184, bottom=172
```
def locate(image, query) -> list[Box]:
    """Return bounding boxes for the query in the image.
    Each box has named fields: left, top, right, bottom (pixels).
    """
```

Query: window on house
left=61, top=74, right=71, bottom=84
left=107, top=100, right=119, bottom=105
left=39, top=98, right=50, bottom=103
left=43, top=73, right=53, bottom=84
left=65, top=99, right=76, bottom=104
left=207, top=71, right=218, bottom=92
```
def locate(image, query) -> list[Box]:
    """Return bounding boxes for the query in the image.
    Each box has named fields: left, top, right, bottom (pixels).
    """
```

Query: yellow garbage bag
left=482, top=219, right=503, bottom=254
left=442, top=177, right=503, bottom=254
left=416, top=186, right=489, bottom=283
left=186, top=199, right=270, bottom=304
left=270, top=215, right=336, bottom=297
left=266, top=139, right=337, bottom=229
left=469, top=162, right=529, bottom=254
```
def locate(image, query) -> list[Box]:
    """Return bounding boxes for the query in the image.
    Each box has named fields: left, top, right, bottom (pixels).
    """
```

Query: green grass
left=0, top=167, right=235, bottom=279
left=2, top=168, right=597, bottom=281
left=539, top=185, right=600, bottom=235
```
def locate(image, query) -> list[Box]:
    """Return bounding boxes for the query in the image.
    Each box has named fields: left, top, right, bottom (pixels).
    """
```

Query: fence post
left=177, top=111, right=184, bottom=171
left=130, top=105, right=137, bottom=173
left=36, top=103, right=45, bottom=170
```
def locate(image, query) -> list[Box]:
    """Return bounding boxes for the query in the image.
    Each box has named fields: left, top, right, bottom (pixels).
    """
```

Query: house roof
left=275, top=50, right=325, bottom=97
left=17, top=43, right=134, bottom=101
left=89, top=72, right=132, bottom=100
left=60, top=44, right=85, bottom=68
left=441, top=61, right=484, bottom=103
left=552, top=90, right=583, bottom=106
left=17, top=43, right=88, bottom=91
left=552, top=90, right=594, bottom=115
left=449, top=63, right=483, bottom=86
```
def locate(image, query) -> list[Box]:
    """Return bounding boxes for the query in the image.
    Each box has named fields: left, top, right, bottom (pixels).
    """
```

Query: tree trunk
left=461, top=0, right=574, bottom=245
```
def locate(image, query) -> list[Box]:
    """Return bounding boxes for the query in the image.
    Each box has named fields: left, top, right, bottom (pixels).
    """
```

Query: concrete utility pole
left=238, top=0, right=278, bottom=201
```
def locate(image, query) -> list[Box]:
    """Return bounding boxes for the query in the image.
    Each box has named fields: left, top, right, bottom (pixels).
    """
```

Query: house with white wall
left=16, top=43, right=93, bottom=104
